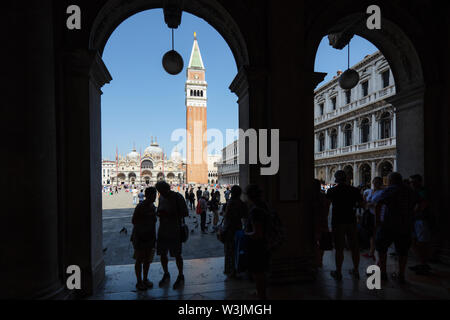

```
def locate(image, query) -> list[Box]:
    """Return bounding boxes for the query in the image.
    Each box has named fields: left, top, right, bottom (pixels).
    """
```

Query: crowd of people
left=127, top=168, right=431, bottom=299
left=313, top=170, right=433, bottom=284
left=129, top=181, right=278, bottom=300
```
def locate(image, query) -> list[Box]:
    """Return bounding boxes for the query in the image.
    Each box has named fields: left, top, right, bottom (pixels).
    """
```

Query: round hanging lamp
left=162, top=29, right=184, bottom=75
left=338, top=41, right=359, bottom=90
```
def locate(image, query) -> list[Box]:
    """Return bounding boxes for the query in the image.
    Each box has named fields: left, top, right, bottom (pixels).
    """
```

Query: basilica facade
left=314, top=51, right=396, bottom=187
left=102, top=137, right=185, bottom=186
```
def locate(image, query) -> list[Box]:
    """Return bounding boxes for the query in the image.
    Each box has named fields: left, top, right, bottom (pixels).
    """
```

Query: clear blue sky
left=314, top=35, right=378, bottom=88
left=101, top=9, right=378, bottom=160
left=101, top=9, right=238, bottom=160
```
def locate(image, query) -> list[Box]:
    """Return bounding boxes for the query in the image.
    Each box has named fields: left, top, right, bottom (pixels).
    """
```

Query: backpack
left=196, top=201, right=203, bottom=214
left=264, top=209, right=286, bottom=252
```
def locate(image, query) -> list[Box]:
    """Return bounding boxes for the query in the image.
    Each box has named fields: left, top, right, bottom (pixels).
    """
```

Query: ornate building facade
left=314, top=51, right=396, bottom=187
left=185, top=32, right=208, bottom=184
left=102, top=137, right=185, bottom=186
left=217, top=139, right=240, bottom=185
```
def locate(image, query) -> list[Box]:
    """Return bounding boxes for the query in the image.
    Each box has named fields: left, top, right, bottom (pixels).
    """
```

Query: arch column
left=61, top=49, right=112, bottom=296
left=386, top=86, right=424, bottom=178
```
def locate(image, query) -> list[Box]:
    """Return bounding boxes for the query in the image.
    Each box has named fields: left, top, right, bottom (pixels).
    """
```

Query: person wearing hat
left=326, top=170, right=364, bottom=281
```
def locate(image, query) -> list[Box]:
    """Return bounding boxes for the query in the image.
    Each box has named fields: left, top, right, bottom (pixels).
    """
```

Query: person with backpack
left=196, top=186, right=203, bottom=208
left=408, top=174, right=432, bottom=275
left=131, top=187, right=157, bottom=290
left=222, top=185, right=248, bottom=278
left=244, top=184, right=271, bottom=300
left=197, top=195, right=208, bottom=234
left=373, top=172, right=417, bottom=283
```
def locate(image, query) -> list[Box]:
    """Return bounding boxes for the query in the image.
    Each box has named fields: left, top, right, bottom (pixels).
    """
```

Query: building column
left=337, top=125, right=343, bottom=148
left=371, top=113, right=377, bottom=141
left=371, top=160, right=376, bottom=181
left=325, top=165, right=329, bottom=184
left=386, top=87, right=424, bottom=178
left=394, top=158, right=397, bottom=171
left=353, top=163, right=359, bottom=186
left=62, top=49, right=112, bottom=297
left=353, top=119, right=359, bottom=146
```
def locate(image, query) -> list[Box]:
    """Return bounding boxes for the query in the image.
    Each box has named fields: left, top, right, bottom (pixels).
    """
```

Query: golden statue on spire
left=194, top=31, right=197, bottom=40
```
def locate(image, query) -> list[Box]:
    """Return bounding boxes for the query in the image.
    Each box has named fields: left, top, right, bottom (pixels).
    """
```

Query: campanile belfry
left=185, top=32, right=208, bottom=184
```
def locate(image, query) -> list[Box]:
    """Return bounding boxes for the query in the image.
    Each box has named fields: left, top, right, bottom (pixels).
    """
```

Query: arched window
left=360, top=118, right=370, bottom=143
left=318, top=132, right=325, bottom=152
left=190, top=89, right=193, bottom=96
left=330, top=129, right=337, bottom=149
left=380, top=112, right=391, bottom=139
left=344, top=124, right=352, bottom=146
left=200, top=90, right=203, bottom=97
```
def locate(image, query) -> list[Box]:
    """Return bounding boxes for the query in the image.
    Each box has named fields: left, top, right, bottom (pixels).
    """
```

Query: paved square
left=102, top=188, right=227, bottom=265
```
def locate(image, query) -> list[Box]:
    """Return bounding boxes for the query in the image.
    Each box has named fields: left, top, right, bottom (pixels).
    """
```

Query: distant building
left=217, top=140, right=239, bottom=185
left=314, top=51, right=396, bottom=187
left=102, top=137, right=185, bottom=186
left=207, top=154, right=221, bottom=184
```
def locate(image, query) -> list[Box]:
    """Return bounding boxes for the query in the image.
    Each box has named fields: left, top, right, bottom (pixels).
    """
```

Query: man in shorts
left=155, top=181, right=189, bottom=289
left=374, top=172, right=417, bottom=283
left=326, top=170, right=363, bottom=281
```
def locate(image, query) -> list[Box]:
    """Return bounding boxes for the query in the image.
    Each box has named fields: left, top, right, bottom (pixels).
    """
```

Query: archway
left=343, top=165, right=353, bottom=185
left=64, top=0, right=252, bottom=295
left=379, top=160, right=393, bottom=185
left=308, top=9, right=425, bottom=181
left=359, top=163, right=371, bottom=188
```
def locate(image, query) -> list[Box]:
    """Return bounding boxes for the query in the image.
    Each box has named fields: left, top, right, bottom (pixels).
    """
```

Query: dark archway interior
left=4, top=0, right=450, bottom=299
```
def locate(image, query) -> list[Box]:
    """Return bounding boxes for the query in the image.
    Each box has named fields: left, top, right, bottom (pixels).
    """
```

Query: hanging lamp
left=338, top=40, right=359, bottom=90
left=162, top=28, right=184, bottom=75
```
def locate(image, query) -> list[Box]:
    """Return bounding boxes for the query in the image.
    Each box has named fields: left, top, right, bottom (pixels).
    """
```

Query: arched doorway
left=359, top=163, right=371, bottom=188
left=343, top=165, right=353, bottom=185
left=379, top=161, right=393, bottom=185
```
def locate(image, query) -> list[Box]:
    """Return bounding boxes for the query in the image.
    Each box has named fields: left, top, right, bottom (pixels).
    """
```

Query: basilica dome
left=127, top=149, right=139, bottom=161
left=144, top=137, right=163, bottom=159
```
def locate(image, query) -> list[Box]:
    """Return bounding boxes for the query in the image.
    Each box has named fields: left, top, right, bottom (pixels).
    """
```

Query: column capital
left=229, top=65, right=267, bottom=100
left=64, top=49, right=112, bottom=91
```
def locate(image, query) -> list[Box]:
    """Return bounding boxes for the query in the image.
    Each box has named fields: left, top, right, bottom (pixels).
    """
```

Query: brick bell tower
left=185, top=32, right=208, bottom=184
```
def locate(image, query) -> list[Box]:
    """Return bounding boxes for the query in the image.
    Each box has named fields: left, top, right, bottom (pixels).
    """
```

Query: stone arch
left=308, top=5, right=426, bottom=178
left=359, top=162, right=372, bottom=187
left=89, top=0, right=249, bottom=69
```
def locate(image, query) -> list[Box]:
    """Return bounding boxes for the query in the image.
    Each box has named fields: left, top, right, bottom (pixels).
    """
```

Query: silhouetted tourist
left=196, top=186, right=203, bottom=207
left=223, top=185, right=248, bottom=278
left=185, top=188, right=189, bottom=206
left=326, top=170, right=363, bottom=281
left=138, top=189, right=145, bottom=204
left=373, top=172, right=417, bottom=283
left=189, top=188, right=196, bottom=210
left=361, top=177, right=384, bottom=260
left=131, top=187, right=157, bottom=290
left=132, top=187, right=138, bottom=205
left=115, top=186, right=118, bottom=194
left=198, top=196, right=208, bottom=234
left=155, top=181, right=189, bottom=289
left=210, top=190, right=221, bottom=232
left=244, top=184, right=270, bottom=300
left=312, top=179, right=331, bottom=268
left=224, top=186, right=231, bottom=202
left=408, top=174, right=433, bottom=275
left=203, top=187, right=210, bottom=201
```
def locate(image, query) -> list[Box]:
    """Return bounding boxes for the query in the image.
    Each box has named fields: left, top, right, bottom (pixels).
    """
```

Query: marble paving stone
left=89, top=252, right=450, bottom=300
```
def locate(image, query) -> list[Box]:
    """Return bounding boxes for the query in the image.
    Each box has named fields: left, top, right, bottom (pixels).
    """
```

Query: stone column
left=371, top=113, right=377, bottom=141
left=62, top=49, right=112, bottom=297
left=353, top=119, right=359, bottom=146
left=386, top=87, right=425, bottom=178
left=325, top=165, right=329, bottom=184
left=353, top=163, right=359, bottom=186
left=2, top=0, right=63, bottom=299
left=337, top=124, right=343, bottom=148
left=371, top=161, right=376, bottom=181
